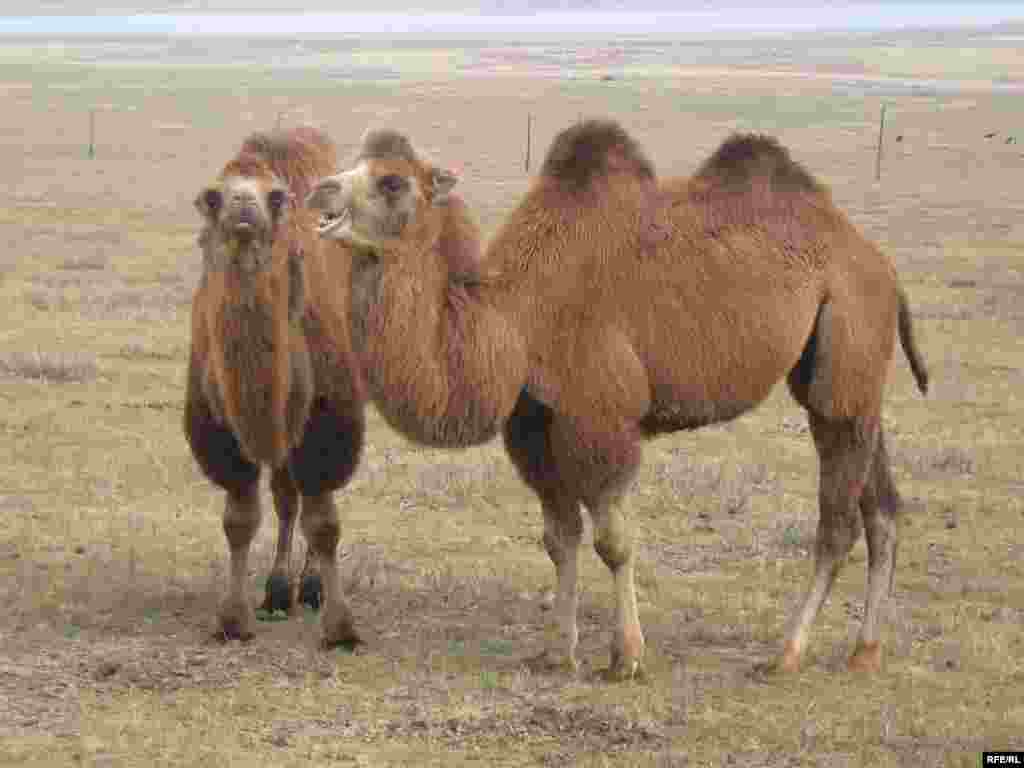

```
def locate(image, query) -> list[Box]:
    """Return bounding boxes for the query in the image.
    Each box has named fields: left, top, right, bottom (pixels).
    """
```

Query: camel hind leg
left=262, top=467, right=322, bottom=614
left=777, top=298, right=889, bottom=672
left=850, top=428, right=902, bottom=672
left=775, top=410, right=876, bottom=672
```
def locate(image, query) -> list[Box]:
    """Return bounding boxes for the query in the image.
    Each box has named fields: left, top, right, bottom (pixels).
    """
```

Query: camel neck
left=346, top=238, right=527, bottom=448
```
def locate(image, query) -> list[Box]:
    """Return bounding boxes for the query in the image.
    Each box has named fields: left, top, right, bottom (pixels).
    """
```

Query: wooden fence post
left=875, top=104, right=887, bottom=182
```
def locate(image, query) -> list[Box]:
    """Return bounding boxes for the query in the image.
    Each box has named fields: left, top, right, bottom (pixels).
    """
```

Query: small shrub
left=0, top=350, right=99, bottom=383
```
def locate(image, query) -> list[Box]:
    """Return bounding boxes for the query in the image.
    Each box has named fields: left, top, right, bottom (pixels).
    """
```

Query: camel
left=184, top=125, right=367, bottom=648
left=307, top=120, right=930, bottom=679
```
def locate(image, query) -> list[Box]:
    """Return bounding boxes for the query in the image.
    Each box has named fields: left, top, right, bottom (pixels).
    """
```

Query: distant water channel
left=0, top=4, right=1021, bottom=40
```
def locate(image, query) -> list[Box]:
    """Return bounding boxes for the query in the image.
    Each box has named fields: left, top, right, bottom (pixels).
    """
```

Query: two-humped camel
left=307, top=120, right=929, bottom=678
left=184, top=126, right=367, bottom=648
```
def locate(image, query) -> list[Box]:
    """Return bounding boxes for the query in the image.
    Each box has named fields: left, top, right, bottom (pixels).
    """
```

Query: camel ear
left=194, top=186, right=222, bottom=222
left=430, top=167, right=457, bottom=206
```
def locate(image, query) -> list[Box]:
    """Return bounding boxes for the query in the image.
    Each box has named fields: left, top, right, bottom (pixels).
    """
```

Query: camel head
left=195, top=152, right=294, bottom=272
left=307, top=128, right=457, bottom=252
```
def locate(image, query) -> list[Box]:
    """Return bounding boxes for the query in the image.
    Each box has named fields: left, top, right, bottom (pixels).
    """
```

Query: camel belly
left=636, top=295, right=816, bottom=435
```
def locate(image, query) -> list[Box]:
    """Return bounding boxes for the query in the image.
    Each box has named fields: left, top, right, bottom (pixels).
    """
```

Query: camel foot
left=848, top=641, right=882, bottom=673
left=603, top=646, right=645, bottom=683
left=262, top=571, right=292, bottom=614
left=299, top=573, right=322, bottom=611
left=216, top=598, right=254, bottom=643
left=320, top=605, right=361, bottom=651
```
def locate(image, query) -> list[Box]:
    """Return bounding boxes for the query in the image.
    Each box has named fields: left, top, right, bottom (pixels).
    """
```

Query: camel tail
left=897, top=288, right=929, bottom=395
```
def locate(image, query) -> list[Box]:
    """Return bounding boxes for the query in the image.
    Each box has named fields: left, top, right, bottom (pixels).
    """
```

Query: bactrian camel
left=184, top=125, right=367, bottom=648
left=307, top=120, right=929, bottom=679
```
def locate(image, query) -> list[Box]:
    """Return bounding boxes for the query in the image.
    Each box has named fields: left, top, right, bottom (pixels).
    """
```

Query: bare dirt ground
left=1, top=32, right=1023, bottom=767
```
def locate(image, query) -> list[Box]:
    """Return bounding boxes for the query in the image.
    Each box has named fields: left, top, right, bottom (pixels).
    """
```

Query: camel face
left=195, top=174, right=291, bottom=272
left=310, top=134, right=458, bottom=251
left=311, top=159, right=421, bottom=246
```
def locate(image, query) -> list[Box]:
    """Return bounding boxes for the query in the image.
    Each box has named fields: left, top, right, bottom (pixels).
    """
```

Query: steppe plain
left=1, top=25, right=1023, bottom=766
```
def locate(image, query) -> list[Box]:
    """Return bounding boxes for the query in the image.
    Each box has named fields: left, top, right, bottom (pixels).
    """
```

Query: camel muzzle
left=308, top=175, right=356, bottom=240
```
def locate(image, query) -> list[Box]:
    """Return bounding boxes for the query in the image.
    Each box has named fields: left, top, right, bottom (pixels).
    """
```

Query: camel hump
left=356, top=128, right=418, bottom=162
left=697, top=133, right=822, bottom=194
left=541, top=118, right=656, bottom=191
left=235, top=125, right=337, bottom=200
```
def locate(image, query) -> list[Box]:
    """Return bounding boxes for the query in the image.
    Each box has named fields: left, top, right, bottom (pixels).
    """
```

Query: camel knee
left=593, top=514, right=633, bottom=572
left=302, top=498, right=340, bottom=556
left=223, top=490, right=261, bottom=550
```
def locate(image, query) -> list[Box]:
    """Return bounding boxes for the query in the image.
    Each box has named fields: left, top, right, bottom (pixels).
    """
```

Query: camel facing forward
left=308, top=120, right=929, bottom=679
left=185, top=126, right=366, bottom=647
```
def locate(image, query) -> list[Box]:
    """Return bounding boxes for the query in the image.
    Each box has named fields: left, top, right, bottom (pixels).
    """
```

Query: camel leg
left=262, top=466, right=300, bottom=613
left=300, top=492, right=359, bottom=649
left=590, top=485, right=645, bottom=681
left=775, top=411, right=876, bottom=673
left=539, top=491, right=584, bottom=671
left=218, top=478, right=262, bottom=641
left=850, top=429, right=901, bottom=673
left=502, top=391, right=585, bottom=672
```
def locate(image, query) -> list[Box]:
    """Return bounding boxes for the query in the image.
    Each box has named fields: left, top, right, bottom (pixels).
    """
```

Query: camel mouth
left=230, top=220, right=259, bottom=245
left=317, top=207, right=352, bottom=239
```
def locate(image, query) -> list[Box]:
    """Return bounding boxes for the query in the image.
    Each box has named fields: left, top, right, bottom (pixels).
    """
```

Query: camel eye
left=203, top=188, right=222, bottom=214
left=267, top=188, right=287, bottom=214
left=377, top=174, right=408, bottom=197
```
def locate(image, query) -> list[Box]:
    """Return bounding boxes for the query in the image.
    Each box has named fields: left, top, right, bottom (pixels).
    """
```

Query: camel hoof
left=299, top=573, right=322, bottom=611
left=262, top=572, right=292, bottom=614
left=604, top=647, right=645, bottom=683
left=320, top=609, right=361, bottom=651
left=602, top=658, right=645, bottom=683
left=848, top=642, right=882, bottom=673
left=216, top=600, right=254, bottom=643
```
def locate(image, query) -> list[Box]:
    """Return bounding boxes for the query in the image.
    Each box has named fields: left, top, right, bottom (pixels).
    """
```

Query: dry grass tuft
left=0, top=350, right=99, bottom=383
left=654, top=450, right=776, bottom=517
left=410, top=460, right=503, bottom=506
left=59, top=251, right=110, bottom=271
left=900, top=446, right=975, bottom=477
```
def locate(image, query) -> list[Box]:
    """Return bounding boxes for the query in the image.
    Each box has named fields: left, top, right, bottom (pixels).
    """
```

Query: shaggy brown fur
left=541, top=118, right=656, bottom=192
left=356, top=128, right=418, bottom=163
left=308, top=120, right=929, bottom=679
left=185, top=126, right=366, bottom=647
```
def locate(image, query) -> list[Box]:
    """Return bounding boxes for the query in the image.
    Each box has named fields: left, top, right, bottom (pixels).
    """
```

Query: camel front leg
left=300, top=492, right=359, bottom=649
left=590, top=487, right=645, bottom=681
left=539, top=493, right=584, bottom=672
left=218, top=479, right=262, bottom=641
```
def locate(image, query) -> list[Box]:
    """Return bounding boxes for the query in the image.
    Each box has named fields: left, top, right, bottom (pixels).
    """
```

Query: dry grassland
left=1, top=34, right=1023, bottom=767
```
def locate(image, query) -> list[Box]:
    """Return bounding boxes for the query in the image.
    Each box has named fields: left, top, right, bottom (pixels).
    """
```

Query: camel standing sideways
left=184, top=126, right=367, bottom=647
left=308, top=121, right=929, bottom=678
